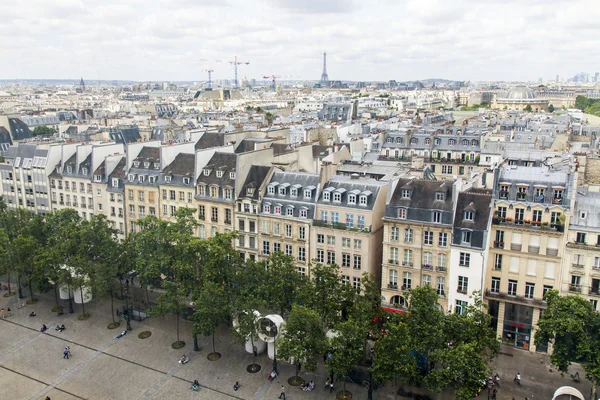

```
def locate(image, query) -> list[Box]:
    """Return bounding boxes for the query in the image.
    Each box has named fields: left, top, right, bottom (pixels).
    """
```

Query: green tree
left=535, top=290, right=600, bottom=400
left=327, top=318, right=365, bottom=398
left=192, top=281, right=230, bottom=359
left=32, top=125, right=56, bottom=137
left=575, top=95, right=591, bottom=111
left=307, top=263, right=344, bottom=328
left=265, top=112, right=274, bottom=125
left=548, top=104, right=555, bottom=113
left=262, top=252, right=309, bottom=317
left=524, top=104, right=533, bottom=112
left=277, top=305, right=326, bottom=384
left=150, top=280, right=187, bottom=347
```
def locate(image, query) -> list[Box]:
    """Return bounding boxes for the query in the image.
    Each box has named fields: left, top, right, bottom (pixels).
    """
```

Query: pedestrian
left=7, top=307, right=11, bottom=316
left=329, top=381, right=334, bottom=393
left=492, top=388, right=497, bottom=400
left=45, top=397, right=51, bottom=400
left=279, top=385, right=285, bottom=400
left=514, top=372, right=521, bottom=385
left=67, top=346, right=72, bottom=357
left=494, top=373, right=500, bottom=387
left=325, top=377, right=330, bottom=389
left=63, top=348, right=69, bottom=359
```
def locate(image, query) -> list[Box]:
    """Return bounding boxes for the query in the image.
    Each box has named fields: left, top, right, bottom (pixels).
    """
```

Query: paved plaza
left=0, top=284, right=593, bottom=400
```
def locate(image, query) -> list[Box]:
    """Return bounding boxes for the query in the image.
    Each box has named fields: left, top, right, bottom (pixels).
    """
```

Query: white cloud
left=0, top=0, right=597, bottom=82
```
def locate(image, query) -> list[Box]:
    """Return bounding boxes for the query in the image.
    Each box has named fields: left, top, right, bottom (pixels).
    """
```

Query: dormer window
left=112, top=178, right=119, bottom=188
left=203, top=169, right=210, bottom=176
left=274, top=206, right=281, bottom=215
left=425, top=138, right=431, bottom=145
left=246, top=187, right=254, bottom=196
left=198, top=185, right=206, bottom=196
left=434, top=138, right=441, bottom=145
left=94, top=175, right=102, bottom=182
left=290, top=188, right=298, bottom=197
left=82, top=167, right=88, bottom=175
left=149, top=176, right=156, bottom=183
left=268, top=185, right=275, bottom=195
left=348, top=194, right=356, bottom=205
left=144, top=162, right=150, bottom=168
left=133, top=161, right=140, bottom=168
left=410, top=138, right=417, bottom=144
left=396, top=137, right=402, bottom=144
left=286, top=207, right=294, bottom=216
left=154, top=163, right=160, bottom=169
left=461, top=230, right=472, bottom=243
left=448, top=139, right=456, bottom=146
left=471, top=140, right=478, bottom=146
left=128, top=174, right=135, bottom=181
left=138, top=175, right=145, bottom=183
left=359, top=195, right=367, bottom=206
left=387, top=137, right=393, bottom=143
left=278, top=187, right=286, bottom=196
left=462, top=139, right=469, bottom=146
left=304, top=189, right=312, bottom=199
left=216, top=171, right=224, bottom=178
left=401, top=189, right=411, bottom=199
left=67, top=166, right=72, bottom=173
left=300, top=209, right=307, bottom=218
left=183, top=177, right=190, bottom=185
left=229, top=172, right=235, bottom=179
left=398, top=208, right=407, bottom=219
left=263, top=204, right=271, bottom=213
left=165, top=176, right=172, bottom=183
left=323, top=191, right=330, bottom=201
left=435, top=192, right=445, bottom=201
left=464, top=211, right=474, bottom=221
left=333, top=193, right=342, bottom=202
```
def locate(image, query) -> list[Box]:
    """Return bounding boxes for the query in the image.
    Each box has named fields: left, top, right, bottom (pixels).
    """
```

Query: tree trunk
left=145, top=285, right=150, bottom=306
left=110, top=289, right=115, bottom=323
left=251, top=335, right=256, bottom=366
left=29, top=280, right=35, bottom=301
left=54, top=284, right=60, bottom=310
left=119, top=276, right=123, bottom=299
left=591, top=381, right=597, bottom=400
left=295, top=360, right=299, bottom=380
left=176, top=310, right=180, bottom=343
left=17, top=272, right=22, bottom=299
left=80, top=285, right=86, bottom=316
left=7, top=270, right=11, bottom=295
left=212, top=331, right=216, bottom=354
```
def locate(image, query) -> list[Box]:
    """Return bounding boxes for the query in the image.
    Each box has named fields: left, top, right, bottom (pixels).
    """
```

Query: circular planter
left=3, top=292, right=15, bottom=298
left=51, top=306, right=63, bottom=313
left=138, top=331, right=152, bottom=339
left=171, top=341, right=186, bottom=349
left=288, top=376, right=304, bottom=386
left=207, top=352, right=221, bottom=361
left=77, top=313, right=91, bottom=320
left=107, top=322, right=121, bottom=329
left=26, top=298, right=39, bottom=305
left=336, top=390, right=352, bottom=400
left=246, top=363, right=262, bottom=373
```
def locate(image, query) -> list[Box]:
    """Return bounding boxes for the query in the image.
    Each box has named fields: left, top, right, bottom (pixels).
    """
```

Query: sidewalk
left=0, top=282, right=594, bottom=400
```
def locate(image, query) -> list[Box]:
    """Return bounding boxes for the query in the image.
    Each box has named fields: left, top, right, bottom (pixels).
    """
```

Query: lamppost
left=67, top=283, right=74, bottom=314
left=124, top=280, right=132, bottom=331
left=193, top=333, right=199, bottom=352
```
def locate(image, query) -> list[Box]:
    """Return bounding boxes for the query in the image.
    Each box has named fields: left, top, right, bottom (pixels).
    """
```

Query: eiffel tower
left=320, top=52, right=329, bottom=86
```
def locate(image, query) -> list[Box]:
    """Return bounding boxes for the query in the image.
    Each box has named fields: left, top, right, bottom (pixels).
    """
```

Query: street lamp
left=124, top=280, right=132, bottom=331
left=67, top=283, right=74, bottom=314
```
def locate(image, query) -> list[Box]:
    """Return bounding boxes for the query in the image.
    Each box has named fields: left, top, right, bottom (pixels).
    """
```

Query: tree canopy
left=32, top=125, right=56, bottom=137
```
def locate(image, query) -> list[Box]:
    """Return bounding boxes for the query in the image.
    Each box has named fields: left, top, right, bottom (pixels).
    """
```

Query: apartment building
left=484, top=165, right=574, bottom=353
left=312, top=175, right=387, bottom=288
left=563, top=189, right=600, bottom=311
left=235, top=165, right=272, bottom=261
left=124, top=146, right=162, bottom=233
left=0, top=143, right=57, bottom=214
left=381, top=179, right=459, bottom=312
left=448, top=189, right=493, bottom=312
left=258, top=171, right=319, bottom=275
left=158, top=153, right=196, bottom=223
left=103, top=156, right=127, bottom=238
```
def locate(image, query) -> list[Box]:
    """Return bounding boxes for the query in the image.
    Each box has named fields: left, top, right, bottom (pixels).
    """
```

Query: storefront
left=502, top=302, right=533, bottom=350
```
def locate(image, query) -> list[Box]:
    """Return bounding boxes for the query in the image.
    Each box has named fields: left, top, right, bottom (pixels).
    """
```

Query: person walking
left=514, top=372, right=521, bottom=385
left=494, top=373, right=500, bottom=388
left=324, top=377, right=330, bottom=389
left=279, top=385, right=285, bottom=400
left=63, top=348, right=69, bottom=359
left=329, top=381, right=334, bottom=393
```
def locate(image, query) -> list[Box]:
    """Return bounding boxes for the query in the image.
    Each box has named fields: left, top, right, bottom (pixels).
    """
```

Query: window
left=438, top=253, right=447, bottom=268
left=424, top=231, right=433, bottom=245
left=285, top=244, right=293, bottom=256
left=345, top=214, right=354, bottom=228
left=494, top=254, right=503, bottom=270
left=300, top=209, right=307, bottom=218
left=389, top=270, right=398, bottom=285
left=331, top=212, right=339, bottom=224
left=508, top=280, right=518, bottom=296
left=438, top=232, right=447, bottom=247
left=455, top=300, right=467, bottom=315
left=274, top=206, right=281, bottom=215
left=320, top=210, right=328, bottom=223
left=285, top=207, right=293, bottom=216
left=525, top=282, right=535, bottom=299
left=459, top=252, right=470, bottom=267
left=317, top=234, right=324, bottom=244
left=298, top=247, right=306, bottom=262
left=225, top=208, right=232, bottom=223
left=210, top=187, right=218, bottom=198
left=403, top=249, right=413, bottom=265
left=354, top=239, right=362, bottom=249
left=278, top=186, right=286, bottom=196
left=398, top=208, right=407, bottom=219
left=263, top=204, right=271, bottom=213
left=390, top=227, right=399, bottom=241
left=497, top=206, right=507, bottom=219
left=304, top=189, right=312, bottom=199
left=342, top=253, right=351, bottom=267
left=458, top=276, right=468, bottom=293
left=263, top=241, right=270, bottom=255
left=401, top=189, right=411, bottom=199
left=352, top=277, right=361, bottom=291
left=403, top=272, right=412, bottom=289
left=298, top=226, right=306, bottom=240
left=128, top=190, right=134, bottom=200
left=267, top=185, right=275, bottom=195
left=576, top=232, right=587, bottom=244
left=317, top=249, right=324, bottom=263
left=211, top=207, right=218, bottom=222
left=333, top=193, right=341, bottom=202
left=323, top=191, right=330, bottom=201
left=285, top=224, right=292, bottom=237
left=491, top=277, right=500, bottom=293
left=595, top=257, right=600, bottom=270
left=515, top=208, right=524, bottom=222
left=464, top=211, right=474, bottom=221
left=353, top=255, right=361, bottom=270
left=216, top=170, right=224, bottom=178
left=532, top=210, right=542, bottom=223
left=129, top=205, right=135, bottom=217
left=170, top=205, right=176, bottom=216
left=225, top=189, right=232, bottom=200
left=327, top=235, right=336, bottom=245
left=432, top=211, right=442, bottom=223
left=461, top=230, right=472, bottom=243
left=138, top=191, right=145, bottom=201
left=342, top=237, right=351, bottom=248
left=389, top=248, right=399, bottom=263
left=348, top=194, right=356, bottom=205
left=357, top=215, right=365, bottom=230
left=341, top=275, right=350, bottom=285
left=327, top=251, right=336, bottom=265
left=404, top=228, right=413, bottom=243
left=435, top=192, right=445, bottom=201
left=359, top=195, right=367, bottom=206
left=423, top=274, right=432, bottom=286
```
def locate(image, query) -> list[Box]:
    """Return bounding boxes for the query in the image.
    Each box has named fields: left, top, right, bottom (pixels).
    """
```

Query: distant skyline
left=1, top=0, right=599, bottom=83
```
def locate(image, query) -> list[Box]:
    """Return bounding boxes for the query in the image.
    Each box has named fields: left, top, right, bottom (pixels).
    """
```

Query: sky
left=1, top=0, right=599, bottom=83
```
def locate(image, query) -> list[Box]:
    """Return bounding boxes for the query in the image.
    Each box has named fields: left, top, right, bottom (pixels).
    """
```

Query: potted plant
left=524, top=219, right=531, bottom=224
left=506, top=217, right=514, bottom=222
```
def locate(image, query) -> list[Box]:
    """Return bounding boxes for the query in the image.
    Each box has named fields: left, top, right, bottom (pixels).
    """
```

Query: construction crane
left=203, top=69, right=214, bottom=89
left=229, top=56, right=249, bottom=89
left=263, top=75, right=281, bottom=91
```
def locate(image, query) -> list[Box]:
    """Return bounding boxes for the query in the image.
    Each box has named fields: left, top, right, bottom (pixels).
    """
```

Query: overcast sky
left=1, top=0, right=599, bottom=82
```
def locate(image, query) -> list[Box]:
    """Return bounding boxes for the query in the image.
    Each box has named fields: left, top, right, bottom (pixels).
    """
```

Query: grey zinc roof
left=317, top=176, right=386, bottom=211
left=163, top=153, right=195, bottom=176
left=262, top=171, right=320, bottom=219
left=196, top=152, right=236, bottom=187
left=571, top=190, right=600, bottom=231
left=453, top=189, right=493, bottom=231
left=239, top=165, right=271, bottom=200
left=499, top=166, right=568, bottom=185
left=135, top=147, right=160, bottom=162
left=195, top=132, right=226, bottom=150
left=388, top=179, right=455, bottom=211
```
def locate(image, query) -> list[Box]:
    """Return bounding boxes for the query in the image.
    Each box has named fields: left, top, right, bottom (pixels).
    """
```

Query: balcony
left=572, top=263, right=584, bottom=269
left=313, top=219, right=372, bottom=233
left=485, top=289, right=546, bottom=307
left=422, top=264, right=433, bottom=270
left=457, top=288, right=468, bottom=294
left=569, top=284, right=582, bottom=293
left=498, top=191, right=509, bottom=200
left=402, top=261, right=413, bottom=267
left=225, top=219, right=232, bottom=225
left=546, top=248, right=559, bottom=256
left=437, top=291, right=446, bottom=299
left=211, top=218, right=218, bottom=222
left=436, top=266, right=447, bottom=272
left=590, top=288, right=600, bottom=297
left=510, top=243, right=522, bottom=251
left=388, top=259, right=399, bottom=265
left=516, top=193, right=527, bottom=201
left=493, top=241, right=505, bottom=249
left=493, top=218, right=565, bottom=233
left=387, top=283, right=398, bottom=290
left=528, top=246, right=539, bottom=254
